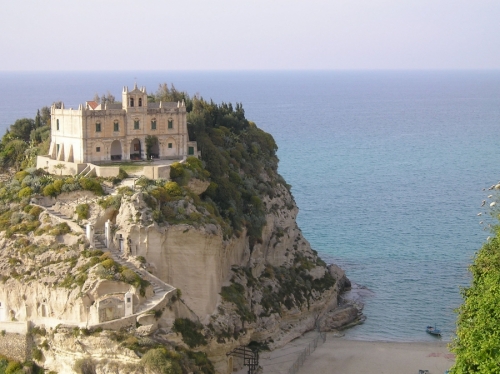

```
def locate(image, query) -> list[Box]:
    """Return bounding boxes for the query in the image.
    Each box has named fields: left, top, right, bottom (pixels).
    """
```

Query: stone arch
left=130, top=138, right=142, bottom=160
left=164, top=137, right=177, bottom=158
left=110, top=140, right=122, bottom=161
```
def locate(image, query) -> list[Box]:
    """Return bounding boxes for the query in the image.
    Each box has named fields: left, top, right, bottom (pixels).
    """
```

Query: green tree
left=35, top=110, right=42, bottom=129
left=0, top=139, right=28, bottom=169
left=9, top=118, right=34, bottom=142
left=145, top=135, right=158, bottom=160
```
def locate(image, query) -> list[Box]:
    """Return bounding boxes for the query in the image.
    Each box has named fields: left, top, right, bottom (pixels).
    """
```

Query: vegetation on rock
left=173, top=318, right=208, bottom=348
left=450, top=215, right=500, bottom=373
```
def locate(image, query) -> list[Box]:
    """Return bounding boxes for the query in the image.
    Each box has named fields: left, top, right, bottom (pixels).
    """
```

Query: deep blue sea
left=1, top=70, right=500, bottom=342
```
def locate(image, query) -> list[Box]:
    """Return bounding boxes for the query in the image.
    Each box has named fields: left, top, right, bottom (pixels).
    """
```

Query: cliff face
left=109, top=179, right=354, bottom=373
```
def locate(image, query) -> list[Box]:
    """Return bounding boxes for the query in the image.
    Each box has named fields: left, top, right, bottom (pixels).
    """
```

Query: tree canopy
left=0, top=107, right=51, bottom=170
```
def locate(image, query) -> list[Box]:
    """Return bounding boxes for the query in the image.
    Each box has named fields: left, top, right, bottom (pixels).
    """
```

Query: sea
left=1, top=70, right=500, bottom=342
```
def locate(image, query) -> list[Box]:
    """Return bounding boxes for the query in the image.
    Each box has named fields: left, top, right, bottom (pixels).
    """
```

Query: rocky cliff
left=104, top=176, right=358, bottom=372
left=0, top=98, right=363, bottom=373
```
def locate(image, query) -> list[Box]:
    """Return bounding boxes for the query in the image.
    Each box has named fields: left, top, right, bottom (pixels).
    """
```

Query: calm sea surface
left=1, top=70, right=500, bottom=342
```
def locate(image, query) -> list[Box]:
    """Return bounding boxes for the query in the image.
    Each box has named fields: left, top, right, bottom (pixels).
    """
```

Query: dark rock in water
left=320, top=304, right=365, bottom=332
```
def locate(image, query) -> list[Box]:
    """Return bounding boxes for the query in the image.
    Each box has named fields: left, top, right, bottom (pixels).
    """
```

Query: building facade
left=47, top=84, right=197, bottom=164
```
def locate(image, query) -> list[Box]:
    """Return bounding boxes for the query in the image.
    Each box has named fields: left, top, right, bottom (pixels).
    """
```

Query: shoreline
left=255, top=332, right=454, bottom=374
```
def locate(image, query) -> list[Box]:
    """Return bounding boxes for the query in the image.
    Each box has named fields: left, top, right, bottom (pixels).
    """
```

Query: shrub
left=28, top=206, right=43, bottom=219
left=118, top=168, right=128, bottom=180
left=98, top=195, right=121, bottom=210
left=173, top=318, right=207, bottom=348
left=75, top=203, right=89, bottom=220
left=100, top=258, right=117, bottom=270
left=18, top=186, right=32, bottom=199
left=32, top=347, right=43, bottom=361
left=121, top=268, right=140, bottom=284
left=42, top=184, right=57, bottom=197
left=221, top=282, right=255, bottom=321
left=79, top=177, right=104, bottom=196
left=5, top=361, right=22, bottom=374
left=53, top=179, right=64, bottom=193
left=187, top=351, right=215, bottom=374
left=49, top=222, right=71, bottom=236
left=141, top=348, right=182, bottom=374
left=165, top=181, right=182, bottom=197
left=31, top=326, right=46, bottom=336
left=14, top=170, right=29, bottom=182
left=169, top=162, right=185, bottom=180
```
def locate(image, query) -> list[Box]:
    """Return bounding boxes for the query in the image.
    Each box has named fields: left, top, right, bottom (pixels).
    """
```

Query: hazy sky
left=1, top=0, right=499, bottom=71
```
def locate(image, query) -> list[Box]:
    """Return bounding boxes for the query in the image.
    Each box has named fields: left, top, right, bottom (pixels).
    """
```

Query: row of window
left=95, top=143, right=178, bottom=152
left=95, top=119, right=174, bottom=132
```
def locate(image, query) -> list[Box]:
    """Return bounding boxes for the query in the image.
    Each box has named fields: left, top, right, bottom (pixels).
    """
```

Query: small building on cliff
left=38, top=84, right=197, bottom=167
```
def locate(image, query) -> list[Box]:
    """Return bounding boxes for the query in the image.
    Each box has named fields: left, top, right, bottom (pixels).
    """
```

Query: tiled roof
left=86, top=101, right=98, bottom=109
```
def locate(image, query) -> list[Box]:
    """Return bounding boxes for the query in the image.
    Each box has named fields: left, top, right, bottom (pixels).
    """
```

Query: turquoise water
left=1, top=71, right=500, bottom=342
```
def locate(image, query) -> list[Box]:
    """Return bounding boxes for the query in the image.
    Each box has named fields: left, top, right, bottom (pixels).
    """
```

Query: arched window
left=151, top=119, right=156, bottom=130
left=134, top=119, right=140, bottom=129
left=95, top=122, right=101, bottom=132
left=130, top=97, right=134, bottom=107
left=138, top=98, right=142, bottom=107
left=114, top=120, right=119, bottom=132
left=168, top=119, right=173, bottom=129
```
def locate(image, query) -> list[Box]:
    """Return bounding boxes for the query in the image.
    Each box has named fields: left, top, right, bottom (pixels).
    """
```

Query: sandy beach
left=255, top=332, right=454, bottom=374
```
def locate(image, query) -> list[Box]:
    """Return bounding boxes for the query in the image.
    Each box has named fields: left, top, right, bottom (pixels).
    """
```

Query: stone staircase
left=93, top=237, right=174, bottom=315
left=45, top=206, right=71, bottom=221
left=34, top=203, right=84, bottom=234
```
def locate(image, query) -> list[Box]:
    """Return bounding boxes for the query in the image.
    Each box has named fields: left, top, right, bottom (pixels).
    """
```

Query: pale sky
left=1, top=0, right=499, bottom=70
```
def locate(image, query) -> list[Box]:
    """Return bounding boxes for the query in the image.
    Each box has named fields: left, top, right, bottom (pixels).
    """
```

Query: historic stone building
left=46, top=84, right=197, bottom=164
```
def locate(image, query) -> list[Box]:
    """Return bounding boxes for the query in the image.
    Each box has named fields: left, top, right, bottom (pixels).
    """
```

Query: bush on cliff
left=173, top=318, right=207, bottom=348
left=451, top=223, right=500, bottom=373
left=141, top=348, right=182, bottom=374
left=149, top=85, right=282, bottom=246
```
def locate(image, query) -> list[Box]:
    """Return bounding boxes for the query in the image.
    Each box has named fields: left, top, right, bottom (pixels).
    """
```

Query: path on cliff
left=37, top=202, right=176, bottom=326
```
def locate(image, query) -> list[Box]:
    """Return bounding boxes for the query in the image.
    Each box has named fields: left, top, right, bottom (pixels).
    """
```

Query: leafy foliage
left=140, top=348, right=182, bottom=374
left=149, top=85, right=282, bottom=246
left=220, top=283, right=255, bottom=322
left=450, top=224, right=500, bottom=373
left=0, top=108, right=51, bottom=170
left=75, top=203, right=89, bottom=220
left=173, top=318, right=207, bottom=348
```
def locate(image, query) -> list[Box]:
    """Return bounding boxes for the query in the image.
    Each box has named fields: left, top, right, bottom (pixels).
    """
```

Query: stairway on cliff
left=102, top=246, right=175, bottom=315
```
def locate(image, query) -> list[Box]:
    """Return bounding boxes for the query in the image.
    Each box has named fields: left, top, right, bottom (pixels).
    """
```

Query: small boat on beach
left=426, top=325, right=441, bottom=336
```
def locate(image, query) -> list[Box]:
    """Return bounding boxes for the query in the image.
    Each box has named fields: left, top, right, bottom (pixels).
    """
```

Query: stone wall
left=0, top=322, right=32, bottom=362
left=36, top=155, right=87, bottom=176
left=143, top=165, right=170, bottom=179
left=94, top=165, right=120, bottom=178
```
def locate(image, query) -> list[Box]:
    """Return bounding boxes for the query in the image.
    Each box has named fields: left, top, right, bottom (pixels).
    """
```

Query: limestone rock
left=186, top=178, right=210, bottom=195
left=319, top=304, right=365, bottom=331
